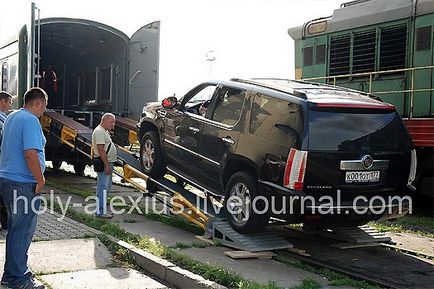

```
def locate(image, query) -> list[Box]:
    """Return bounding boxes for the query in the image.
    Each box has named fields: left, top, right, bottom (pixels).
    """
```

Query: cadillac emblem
left=361, top=155, right=374, bottom=169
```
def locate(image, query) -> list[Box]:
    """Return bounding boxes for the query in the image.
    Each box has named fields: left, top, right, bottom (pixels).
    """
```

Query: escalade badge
left=361, top=155, right=374, bottom=169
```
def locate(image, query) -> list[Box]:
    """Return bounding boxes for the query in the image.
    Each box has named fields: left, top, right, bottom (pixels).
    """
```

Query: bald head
left=100, top=113, right=116, bottom=130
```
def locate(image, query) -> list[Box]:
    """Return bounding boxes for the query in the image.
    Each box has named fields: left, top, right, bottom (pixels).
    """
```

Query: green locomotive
left=288, top=0, right=433, bottom=203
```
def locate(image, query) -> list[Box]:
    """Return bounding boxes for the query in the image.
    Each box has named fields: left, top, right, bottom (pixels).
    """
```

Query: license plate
left=345, top=171, right=380, bottom=183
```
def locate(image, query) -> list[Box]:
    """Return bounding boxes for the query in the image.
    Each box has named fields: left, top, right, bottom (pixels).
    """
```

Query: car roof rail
left=230, top=78, right=307, bottom=100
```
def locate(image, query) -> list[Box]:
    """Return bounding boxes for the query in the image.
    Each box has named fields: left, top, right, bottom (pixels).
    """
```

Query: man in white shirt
left=92, top=113, right=117, bottom=218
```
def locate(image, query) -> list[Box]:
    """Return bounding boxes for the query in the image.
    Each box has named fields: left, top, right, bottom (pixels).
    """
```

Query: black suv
left=137, top=79, right=416, bottom=233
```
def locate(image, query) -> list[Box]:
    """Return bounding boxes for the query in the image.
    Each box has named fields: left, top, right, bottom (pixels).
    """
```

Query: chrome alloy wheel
left=228, top=182, right=251, bottom=225
left=142, top=139, right=155, bottom=171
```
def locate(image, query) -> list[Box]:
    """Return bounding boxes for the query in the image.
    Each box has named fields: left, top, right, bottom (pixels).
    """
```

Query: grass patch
left=139, top=210, right=204, bottom=235
left=370, top=215, right=434, bottom=238
left=173, top=241, right=209, bottom=250
left=45, top=179, right=94, bottom=199
left=98, top=234, right=140, bottom=269
left=290, top=278, right=321, bottom=289
left=276, top=255, right=382, bottom=289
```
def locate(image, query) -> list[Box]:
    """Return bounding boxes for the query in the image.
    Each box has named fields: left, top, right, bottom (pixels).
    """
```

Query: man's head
left=23, top=87, right=48, bottom=117
left=0, top=91, right=12, bottom=113
left=100, top=113, right=116, bottom=131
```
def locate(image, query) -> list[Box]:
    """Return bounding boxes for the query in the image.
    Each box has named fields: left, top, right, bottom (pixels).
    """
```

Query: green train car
left=288, top=0, right=433, bottom=203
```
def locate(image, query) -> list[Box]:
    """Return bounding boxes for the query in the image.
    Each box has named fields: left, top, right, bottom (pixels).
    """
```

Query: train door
left=128, top=21, right=160, bottom=120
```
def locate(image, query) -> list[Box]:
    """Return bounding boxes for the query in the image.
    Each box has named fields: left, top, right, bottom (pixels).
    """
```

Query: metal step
left=306, top=225, right=391, bottom=243
left=212, top=221, right=293, bottom=252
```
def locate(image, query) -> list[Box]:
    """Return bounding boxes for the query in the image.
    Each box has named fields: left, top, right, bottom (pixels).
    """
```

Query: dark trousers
left=0, top=196, right=7, bottom=229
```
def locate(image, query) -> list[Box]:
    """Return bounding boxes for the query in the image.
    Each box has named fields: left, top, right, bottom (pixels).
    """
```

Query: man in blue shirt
left=0, top=87, right=47, bottom=289
left=0, top=91, right=12, bottom=231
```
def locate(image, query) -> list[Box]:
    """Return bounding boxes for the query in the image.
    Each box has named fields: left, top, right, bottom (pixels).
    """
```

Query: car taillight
left=407, top=149, right=417, bottom=186
left=284, top=148, right=308, bottom=190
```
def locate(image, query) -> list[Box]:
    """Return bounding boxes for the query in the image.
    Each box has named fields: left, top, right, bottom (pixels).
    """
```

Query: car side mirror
left=162, top=97, right=178, bottom=109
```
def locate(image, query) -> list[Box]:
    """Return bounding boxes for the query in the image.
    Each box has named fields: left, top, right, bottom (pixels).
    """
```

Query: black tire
left=51, top=160, right=62, bottom=170
left=140, top=131, right=166, bottom=178
left=225, top=171, right=268, bottom=234
left=74, top=162, right=86, bottom=176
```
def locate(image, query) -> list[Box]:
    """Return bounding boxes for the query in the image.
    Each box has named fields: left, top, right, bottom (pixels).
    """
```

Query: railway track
left=274, top=227, right=434, bottom=289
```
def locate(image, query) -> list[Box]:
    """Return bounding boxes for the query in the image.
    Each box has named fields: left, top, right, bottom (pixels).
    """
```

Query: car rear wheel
left=140, top=131, right=166, bottom=178
left=225, top=171, right=268, bottom=234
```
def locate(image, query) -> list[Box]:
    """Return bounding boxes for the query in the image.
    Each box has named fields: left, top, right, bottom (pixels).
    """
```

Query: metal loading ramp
left=41, top=111, right=294, bottom=252
left=300, top=224, right=392, bottom=244
left=212, top=221, right=293, bottom=252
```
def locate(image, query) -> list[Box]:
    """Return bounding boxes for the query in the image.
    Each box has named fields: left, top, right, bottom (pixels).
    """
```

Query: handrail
left=303, top=65, right=434, bottom=118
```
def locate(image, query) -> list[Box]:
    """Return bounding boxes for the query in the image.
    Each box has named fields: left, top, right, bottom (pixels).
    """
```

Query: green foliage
left=370, top=215, right=434, bottom=238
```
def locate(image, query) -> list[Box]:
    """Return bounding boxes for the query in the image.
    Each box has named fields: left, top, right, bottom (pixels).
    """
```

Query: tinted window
left=250, top=94, right=303, bottom=147
left=185, top=85, right=217, bottom=108
left=211, top=88, right=245, bottom=126
left=308, top=110, right=411, bottom=151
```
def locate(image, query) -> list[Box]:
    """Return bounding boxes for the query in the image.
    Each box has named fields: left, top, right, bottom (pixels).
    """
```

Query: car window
left=211, top=88, right=246, bottom=126
left=250, top=93, right=303, bottom=147
left=185, top=85, right=217, bottom=108
left=308, top=110, right=412, bottom=151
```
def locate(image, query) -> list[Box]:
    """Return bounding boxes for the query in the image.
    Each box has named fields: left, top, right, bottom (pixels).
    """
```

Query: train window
left=303, top=46, right=313, bottom=66
left=353, top=30, right=375, bottom=73
left=416, top=26, right=432, bottom=51
left=379, top=26, right=406, bottom=71
left=316, top=44, right=326, bottom=64
left=330, top=35, right=350, bottom=75
left=1, top=63, right=7, bottom=91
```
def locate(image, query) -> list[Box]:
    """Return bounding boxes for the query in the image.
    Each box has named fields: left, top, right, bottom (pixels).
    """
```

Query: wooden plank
left=287, top=247, right=311, bottom=257
left=224, top=250, right=276, bottom=260
left=330, top=242, right=382, bottom=249
left=195, top=235, right=214, bottom=246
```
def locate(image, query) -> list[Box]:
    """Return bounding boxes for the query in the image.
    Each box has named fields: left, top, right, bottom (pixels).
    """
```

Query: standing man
left=0, top=91, right=12, bottom=231
left=92, top=113, right=117, bottom=218
left=0, top=87, right=47, bottom=289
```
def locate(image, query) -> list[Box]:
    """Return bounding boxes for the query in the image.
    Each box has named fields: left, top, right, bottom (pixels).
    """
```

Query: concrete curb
left=106, top=236, right=227, bottom=289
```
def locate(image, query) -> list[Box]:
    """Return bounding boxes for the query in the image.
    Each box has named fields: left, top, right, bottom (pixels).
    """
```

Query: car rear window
left=308, top=110, right=412, bottom=151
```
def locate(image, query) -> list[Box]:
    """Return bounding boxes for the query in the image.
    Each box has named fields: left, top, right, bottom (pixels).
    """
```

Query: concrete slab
left=0, top=238, right=112, bottom=275
left=181, top=247, right=328, bottom=288
left=28, top=238, right=113, bottom=274
left=41, top=268, right=169, bottom=289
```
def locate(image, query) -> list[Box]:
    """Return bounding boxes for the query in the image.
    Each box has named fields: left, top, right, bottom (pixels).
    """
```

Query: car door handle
left=189, top=126, right=200, bottom=134
left=158, top=110, right=167, bottom=118
left=221, top=136, right=235, bottom=145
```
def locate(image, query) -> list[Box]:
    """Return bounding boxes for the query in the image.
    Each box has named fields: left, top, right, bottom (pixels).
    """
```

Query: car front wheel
left=140, top=131, right=166, bottom=178
left=225, top=171, right=268, bottom=234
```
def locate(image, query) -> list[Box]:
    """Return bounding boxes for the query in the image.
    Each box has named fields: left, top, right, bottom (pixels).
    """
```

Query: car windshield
left=308, top=109, right=412, bottom=151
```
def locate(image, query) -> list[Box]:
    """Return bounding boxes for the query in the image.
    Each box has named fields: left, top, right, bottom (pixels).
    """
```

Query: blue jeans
left=0, top=177, right=40, bottom=288
left=96, top=163, right=113, bottom=216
